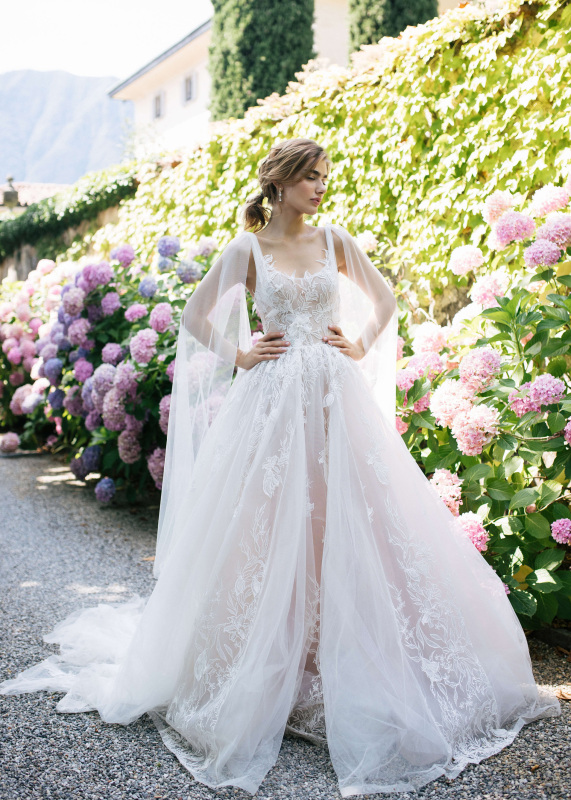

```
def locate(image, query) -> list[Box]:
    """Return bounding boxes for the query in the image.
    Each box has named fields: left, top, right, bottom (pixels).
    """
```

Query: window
left=153, top=92, right=164, bottom=119
left=184, top=73, right=196, bottom=103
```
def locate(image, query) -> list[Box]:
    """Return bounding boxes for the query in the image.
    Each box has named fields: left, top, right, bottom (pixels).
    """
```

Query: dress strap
left=324, top=222, right=336, bottom=271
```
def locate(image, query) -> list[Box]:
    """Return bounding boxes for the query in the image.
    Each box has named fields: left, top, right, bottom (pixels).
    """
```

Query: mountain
left=0, top=70, right=134, bottom=184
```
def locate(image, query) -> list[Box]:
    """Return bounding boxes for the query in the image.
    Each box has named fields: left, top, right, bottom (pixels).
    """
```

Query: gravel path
left=1, top=453, right=569, bottom=800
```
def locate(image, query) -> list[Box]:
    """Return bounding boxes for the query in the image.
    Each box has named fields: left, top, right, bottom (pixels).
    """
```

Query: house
left=108, top=0, right=460, bottom=155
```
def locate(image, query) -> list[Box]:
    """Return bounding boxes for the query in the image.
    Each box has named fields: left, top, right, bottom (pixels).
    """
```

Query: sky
left=3, top=0, right=214, bottom=79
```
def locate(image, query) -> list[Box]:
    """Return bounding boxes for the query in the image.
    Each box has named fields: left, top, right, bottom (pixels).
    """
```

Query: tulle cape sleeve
left=154, top=223, right=398, bottom=577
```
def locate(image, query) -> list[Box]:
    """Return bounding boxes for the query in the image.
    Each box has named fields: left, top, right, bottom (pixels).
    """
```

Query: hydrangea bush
left=394, top=179, right=571, bottom=629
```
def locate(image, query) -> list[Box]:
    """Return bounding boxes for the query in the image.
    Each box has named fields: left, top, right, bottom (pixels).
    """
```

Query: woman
left=0, top=138, right=561, bottom=797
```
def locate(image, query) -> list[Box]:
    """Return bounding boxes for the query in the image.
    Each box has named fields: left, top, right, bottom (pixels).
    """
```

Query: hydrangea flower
left=535, top=212, right=571, bottom=249
left=110, top=243, right=135, bottom=267
left=138, top=276, right=158, bottom=298
left=451, top=404, right=500, bottom=456
left=355, top=231, right=378, bottom=253
left=74, top=357, right=94, bottom=383
left=0, top=432, right=20, bottom=452
left=92, top=363, right=116, bottom=395
left=551, top=518, right=571, bottom=545
left=166, top=359, right=176, bottom=382
left=430, top=379, right=474, bottom=428
left=157, top=236, right=181, bottom=257
left=395, top=417, right=408, bottom=435
left=47, top=388, right=65, bottom=410
left=68, top=318, right=92, bottom=347
left=117, top=430, right=141, bottom=464
left=429, top=469, right=463, bottom=516
left=412, top=322, right=447, bottom=354
left=407, top=352, right=443, bottom=381
left=528, top=183, right=570, bottom=218
left=564, top=419, right=571, bottom=446
left=147, top=446, right=166, bottom=489
left=158, top=257, right=174, bottom=273
left=114, top=361, right=139, bottom=399
left=95, top=477, right=115, bottom=504
left=62, top=287, right=86, bottom=316
left=101, top=291, right=121, bottom=316
left=63, top=385, right=84, bottom=416
left=469, top=271, right=510, bottom=309
left=102, top=343, right=125, bottom=366
left=102, top=387, right=127, bottom=431
left=82, top=445, right=102, bottom=472
left=457, top=512, right=489, bottom=552
left=44, top=357, right=63, bottom=386
left=448, top=245, right=484, bottom=276
left=482, top=190, right=513, bottom=226
left=396, top=335, right=405, bottom=361
left=150, top=303, right=174, bottom=333
left=85, top=410, right=103, bottom=431
left=459, top=346, right=501, bottom=394
left=176, top=261, right=202, bottom=284
left=69, top=454, right=89, bottom=481
left=125, top=303, right=148, bottom=322
left=523, top=239, right=562, bottom=269
left=130, top=328, right=159, bottom=364
left=528, top=374, right=566, bottom=408
left=494, top=211, right=535, bottom=249
left=10, top=384, right=33, bottom=415
left=508, top=382, right=535, bottom=418
left=159, top=394, right=171, bottom=435
left=21, top=392, right=44, bottom=414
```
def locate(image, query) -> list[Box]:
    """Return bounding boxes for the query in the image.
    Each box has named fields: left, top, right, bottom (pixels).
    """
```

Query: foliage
left=348, top=0, right=438, bottom=50
left=208, top=0, right=315, bottom=121
left=0, top=162, right=139, bottom=262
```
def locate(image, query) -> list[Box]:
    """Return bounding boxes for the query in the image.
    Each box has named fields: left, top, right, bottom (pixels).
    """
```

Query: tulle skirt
left=0, top=342, right=561, bottom=796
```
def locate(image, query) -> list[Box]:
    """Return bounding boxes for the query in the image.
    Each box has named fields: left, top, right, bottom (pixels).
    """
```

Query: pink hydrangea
left=469, top=271, right=510, bottom=308
left=74, top=358, right=94, bottom=383
left=166, top=359, right=176, bottom=382
left=395, top=416, right=408, bottom=435
left=159, top=394, right=171, bottom=435
left=37, top=259, right=56, bottom=276
left=396, top=335, right=405, bottom=360
left=85, top=410, right=103, bottom=431
left=149, top=302, right=174, bottom=333
left=482, top=190, right=513, bottom=226
left=429, top=468, right=463, bottom=516
left=68, top=318, right=92, bottom=347
left=118, top=430, right=141, bottom=464
left=197, top=236, right=219, bottom=257
left=9, top=384, right=32, bottom=415
left=355, top=231, right=378, bottom=253
left=448, top=245, right=484, bottom=276
left=125, top=303, right=148, bottom=322
left=101, top=291, right=121, bottom=316
left=407, top=352, right=444, bottom=381
left=451, top=404, right=500, bottom=456
left=508, top=382, right=536, bottom=417
left=413, top=392, right=431, bottom=413
left=494, top=211, right=536, bottom=249
left=16, top=303, right=31, bottom=322
left=113, top=361, right=139, bottom=399
left=459, top=346, right=501, bottom=393
left=523, top=239, right=562, bottom=269
left=0, top=432, right=20, bottom=452
left=102, top=387, right=127, bottom=431
left=130, top=328, right=159, bottom=364
left=430, top=379, right=474, bottom=428
left=62, top=287, right=86, bottom=316
left=110, top=243, right=135, bottom=267
left=9, top=372, right=25, bottom=387
left=551, top=518, right=571, bottom=545
left=536, top=212, right=571, bottom=249
left=102, top=343, right=125, bottom=365
left=457, top=512, right=490, bottom=552
left=147, top=446, right=166, bottom=489
left=564, top=419, right=571, bottom=446
left=124, top=413, right=144, bottom=435
left=412, top=322, right=447, bottom=354
left=529, top=374, right=566, bottom=408
left=528, top=184, right=570, bottom=218
left=396, top=368, right=417, bottom=393
left=7, top=346, right=22, bottom=365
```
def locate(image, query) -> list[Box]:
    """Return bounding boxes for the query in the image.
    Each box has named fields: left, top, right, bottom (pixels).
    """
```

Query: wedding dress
left=0, top=222, right=561, bottom=797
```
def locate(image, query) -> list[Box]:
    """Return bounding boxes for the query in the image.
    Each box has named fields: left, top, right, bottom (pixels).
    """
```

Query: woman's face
left=278, top=156, right=329, bottom=216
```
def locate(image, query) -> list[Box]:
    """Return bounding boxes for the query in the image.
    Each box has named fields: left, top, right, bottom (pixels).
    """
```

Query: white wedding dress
left=0, top=223, right=561, bottom=797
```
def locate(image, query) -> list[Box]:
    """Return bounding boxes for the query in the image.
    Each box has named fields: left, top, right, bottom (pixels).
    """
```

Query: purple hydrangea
left=85, top=409, right=102, bottom=431
left=494, top=211, right=536, bottom=249
left=102, top=387, right=127, bottom=431
left=125, top=303, right=148, bottom=322
left=95, top=477, right=115, bottom=504
left=130, top=328, right=159, bottom=364
left=176, top=261, right=202, bottom=284
left=44, top=357, right=63, bottom=386
left=92, top=363, right=117, bottom=395
left=158, top=257, right=174, bottom=273
left=114, top=361, right=139, bottom=399
left=102, top=343, right=125, bottom=365
left=147, top=446, right=166, bottom=489
left=157, top=236, right=181, bottom=257
left=86, top=304, right=104, bottom=324
left=523, top=239, right=562, bottom=269
left=82, top=445, right=101, bottom=472
left=149, top=303, right=173, bottom=333
left=40, top=343, right=58, bottom=361
left=110, top=243, right=135, bottom=267
left=101, top=291, right=122, bottom=316
left=48, top=388, right=65, bottom=410
left=63, top=385, right=84, bottom=416
left=21, top=392, right=44, bottom=414
left=138, top=277, right=158, bottom=299
left=62, top=287, right=86, bottom=316
left=551, top=518, right=571, bottom=545
left=118, top=430, right=142, bottom=464
left=69, top=454, right=89, bottom=481
left=74, top=357, right=94, bottom=383
left=68, top=318, right=92, bottom=347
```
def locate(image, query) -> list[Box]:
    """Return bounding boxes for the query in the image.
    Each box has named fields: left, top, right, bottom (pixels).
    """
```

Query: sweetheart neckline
left=262, top=251, right=331, bottom=282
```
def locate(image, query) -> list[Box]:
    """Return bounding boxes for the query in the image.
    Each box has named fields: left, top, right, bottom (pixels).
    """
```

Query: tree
left=209, top=0, right=315, bottom=121
left=349, top=0, right=438, bottom=51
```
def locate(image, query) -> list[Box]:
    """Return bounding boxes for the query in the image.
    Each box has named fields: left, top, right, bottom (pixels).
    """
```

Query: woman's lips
left=310, top=198, right=320, bottom=205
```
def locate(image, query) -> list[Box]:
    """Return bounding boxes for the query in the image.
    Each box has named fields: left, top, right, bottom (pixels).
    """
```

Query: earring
left=278, top=187, right=282, bottom=202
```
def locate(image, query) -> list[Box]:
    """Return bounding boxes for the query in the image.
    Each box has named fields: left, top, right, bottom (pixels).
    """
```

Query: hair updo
left=242, top=138, right=331, bottom=232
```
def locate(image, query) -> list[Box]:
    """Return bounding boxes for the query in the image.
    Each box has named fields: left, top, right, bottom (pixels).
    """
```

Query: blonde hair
left=242, top=138, right=332, bottom=232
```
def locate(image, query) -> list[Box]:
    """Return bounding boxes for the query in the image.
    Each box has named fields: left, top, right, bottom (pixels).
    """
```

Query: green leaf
left=508, top=589, right=537, bottom=616
left=547, top=412, right=566, bottom=434
left=557, top=274, right=571, bottom=288
left=462, top=464, right=492, bottom=483
left=524, top=513, right=551, bottom=539
left=411, top=411, right=436, bottom=430
left=527, top=568, right=563, bottom=593
left=537, top=480, right=562, bottom=509
left=534, top=549, right=566, bottom=572
left=510, top=488, right=539, bottom=510
left=496, top=434, right=518, bottom=451
left=531, top=591, right=558, bottom=623
left=480, top=307, right=512, bottom=325
left=485, top=478, right=514, bottom=501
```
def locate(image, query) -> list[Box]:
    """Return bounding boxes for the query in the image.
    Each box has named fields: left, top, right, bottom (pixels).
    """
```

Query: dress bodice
left=248, top=224, right=341, bottom=349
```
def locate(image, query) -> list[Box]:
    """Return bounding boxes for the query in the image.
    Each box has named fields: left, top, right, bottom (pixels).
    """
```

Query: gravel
left=1, top=453, right=570, bottom=800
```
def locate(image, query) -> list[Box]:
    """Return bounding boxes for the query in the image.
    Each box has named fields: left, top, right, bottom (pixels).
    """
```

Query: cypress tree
left=209, top=0, right=315, bottom=122
left=349, top=0, right=438, bottom=52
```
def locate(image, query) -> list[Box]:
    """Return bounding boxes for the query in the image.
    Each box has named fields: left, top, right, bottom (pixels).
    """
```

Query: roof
left=108, top=18, right=212, bottom=97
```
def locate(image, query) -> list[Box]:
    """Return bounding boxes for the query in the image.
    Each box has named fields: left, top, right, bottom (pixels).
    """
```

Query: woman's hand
left=322, top=324, right=365, bottom=361
left=236, top=331, right=290, bottom=370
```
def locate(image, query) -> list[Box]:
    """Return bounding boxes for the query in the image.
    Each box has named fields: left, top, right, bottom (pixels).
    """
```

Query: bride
left=0, top=138, right=561, bottom=797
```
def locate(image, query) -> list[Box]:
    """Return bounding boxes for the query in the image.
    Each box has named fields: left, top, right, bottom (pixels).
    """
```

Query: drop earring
left=278, top=187, right=282, bottom=202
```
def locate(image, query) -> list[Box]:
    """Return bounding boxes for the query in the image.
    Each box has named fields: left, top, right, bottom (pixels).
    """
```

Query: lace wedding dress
left=0, top=223, right=561, bottom=797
